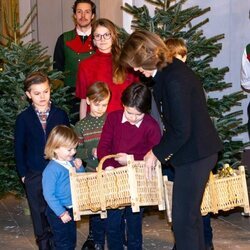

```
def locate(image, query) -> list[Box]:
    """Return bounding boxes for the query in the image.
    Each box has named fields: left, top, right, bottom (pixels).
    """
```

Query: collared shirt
left=33, top=102, right=51, bottom=132
left=76, top=27, right=91, bottom=37
left=241, top=46, right=250, bottom=90
left=152, top=69, right=157, bottom=78
left=121, top=112, right=143, bottom=128
left=52, top=158, right=73, bottom=170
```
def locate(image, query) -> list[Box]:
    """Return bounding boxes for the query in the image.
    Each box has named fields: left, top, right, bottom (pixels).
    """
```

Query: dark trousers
left=24, top=171, right=52, bottom=250
left=203, top=213, right=213, bottom=247
left=91, top=214, right=106, bottom=245
left=46, top=206, right=76, bottom=250
left=172, top=154, right=218, bottom=250
left=162, top=164, right=213, bottom=247
left=106, top=207, right=143, bottom=250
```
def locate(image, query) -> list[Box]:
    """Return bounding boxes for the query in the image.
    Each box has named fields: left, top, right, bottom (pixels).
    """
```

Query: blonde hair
left=120, top=30, right=173, bottom=70
left=91, top=18, right=126, bottom=83
left=44, top=125, right=79, bottom=160
left=165, top=38, right=187, bottom=58
left=87, top=81, right=110, bottom=103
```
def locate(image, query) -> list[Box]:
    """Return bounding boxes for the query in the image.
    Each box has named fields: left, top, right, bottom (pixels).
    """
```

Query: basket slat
left=163, top=166, right=250, bottom=223
left=69, top=155, right=165, bottom=221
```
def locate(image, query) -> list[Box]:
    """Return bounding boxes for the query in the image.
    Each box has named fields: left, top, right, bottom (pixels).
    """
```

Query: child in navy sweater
left=14, top=72, right=69, bottom=249
left=42, top=125, right=84, bottom=250
left=97, top=83, right=161, bottom=250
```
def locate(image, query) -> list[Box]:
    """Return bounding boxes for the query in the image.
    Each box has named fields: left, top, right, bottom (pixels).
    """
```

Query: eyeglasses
left=93, top=32, right=111, bottom=41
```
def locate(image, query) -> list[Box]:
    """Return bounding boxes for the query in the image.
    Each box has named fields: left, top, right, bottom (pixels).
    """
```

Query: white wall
left=123, top=0, right=250, bottom=142
left=19, top=0, right=33, bottom=43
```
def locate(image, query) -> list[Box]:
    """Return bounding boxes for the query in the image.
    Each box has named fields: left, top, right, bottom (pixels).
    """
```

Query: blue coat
left=42, top=159, right=84, bottom=216
left=14, top=103, right=70, bottom=177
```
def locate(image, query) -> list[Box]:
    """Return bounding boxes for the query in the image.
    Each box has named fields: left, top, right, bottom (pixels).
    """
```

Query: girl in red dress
left=76, top=18, right=138, bottom=119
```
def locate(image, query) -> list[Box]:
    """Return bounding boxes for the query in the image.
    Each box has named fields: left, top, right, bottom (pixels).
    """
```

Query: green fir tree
left=0, top=4, right=70, bottom=196
left=121, top=0, right=247, bottom=168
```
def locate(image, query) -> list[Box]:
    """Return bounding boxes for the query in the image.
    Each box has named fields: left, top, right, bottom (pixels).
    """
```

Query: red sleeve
left=97, top=113, right=119, bottom=169
left=134, top=116, right=162, bottom=161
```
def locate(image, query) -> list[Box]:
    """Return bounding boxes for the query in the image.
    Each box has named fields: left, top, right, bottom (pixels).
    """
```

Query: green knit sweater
left=74, top=113, right=106, bottom=172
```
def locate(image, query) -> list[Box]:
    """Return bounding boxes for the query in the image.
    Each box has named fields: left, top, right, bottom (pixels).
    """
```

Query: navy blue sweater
left=14, top=103, right=70, bottom=177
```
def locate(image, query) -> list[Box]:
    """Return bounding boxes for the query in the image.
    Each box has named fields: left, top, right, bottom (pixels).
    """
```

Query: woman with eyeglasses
left=76, top=18, right=138, bottom=120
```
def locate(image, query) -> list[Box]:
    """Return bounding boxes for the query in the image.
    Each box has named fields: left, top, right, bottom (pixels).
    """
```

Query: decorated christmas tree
left=121, top=0, right=247, bottom=168
left=0, top=5, right=70, bottom=196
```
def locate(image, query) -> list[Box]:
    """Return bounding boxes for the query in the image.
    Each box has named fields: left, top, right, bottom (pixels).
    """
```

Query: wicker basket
left=69, top=155, right=166, bottom=221
left=163, top=165, right=250, bottom=222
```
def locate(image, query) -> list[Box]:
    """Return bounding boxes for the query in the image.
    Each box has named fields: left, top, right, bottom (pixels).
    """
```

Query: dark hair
left=87, top=81, right=110, bottom=103
left=24, top=71, right=50, bottom=92
left=72, top=0, right=96, bottom=15
left=121, top=83, right=151, bottom=113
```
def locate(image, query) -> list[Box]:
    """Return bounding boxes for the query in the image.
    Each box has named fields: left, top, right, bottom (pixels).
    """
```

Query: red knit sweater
left=97, top=110, right=161, bottom=168
left=75, top=49, right=138, bottom=113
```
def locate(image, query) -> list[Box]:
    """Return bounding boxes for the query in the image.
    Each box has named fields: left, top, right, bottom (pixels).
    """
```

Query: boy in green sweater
left=75, top=81, right=110, bottom=172
left=74, top=81, right=110, bottom=249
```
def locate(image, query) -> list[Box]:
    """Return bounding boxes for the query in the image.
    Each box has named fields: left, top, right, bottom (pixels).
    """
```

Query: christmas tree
left=0, top=5, right=70, bottom=196
left=121, top=0, right=247, bottom=168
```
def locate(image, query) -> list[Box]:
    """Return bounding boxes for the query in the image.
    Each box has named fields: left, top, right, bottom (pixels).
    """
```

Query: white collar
left=152, top=69, right=157, bottom=77
left=76, top=27, right=91, bottom=36
left=53, top=158, right=72, bottom=170
left=121, top=113, right=143, bottom=128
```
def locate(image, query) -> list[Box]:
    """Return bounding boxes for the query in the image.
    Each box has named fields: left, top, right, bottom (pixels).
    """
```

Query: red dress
left=75, top=49, right=138, bottom=113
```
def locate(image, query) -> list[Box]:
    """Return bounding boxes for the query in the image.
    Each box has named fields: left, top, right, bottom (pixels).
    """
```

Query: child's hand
left=105, top=166, right=114, bottom=171
left=73, top=158, right=82, bottom=169
left=114, top=153, right=128, bottom=165
left=60, top=211, right=72, bottom=223
left=92, top=148, right=97, bottom=158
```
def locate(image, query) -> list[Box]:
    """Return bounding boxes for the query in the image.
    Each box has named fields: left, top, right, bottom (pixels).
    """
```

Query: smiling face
left=74, top=3, right=94, bottom=30
left=25, top=81, right=50, bottom=111
left=123, top=106, right=145, bottom=125
left=93, top=26, right=112, bottom=53
left=54, top=144, right=77, bottom=162
left=87, top=95, right=110, bottom=117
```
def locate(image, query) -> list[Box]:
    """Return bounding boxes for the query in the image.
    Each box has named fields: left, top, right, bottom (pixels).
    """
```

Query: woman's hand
left=144, top=150, right=157, bottom=180
left=114, top=153, right=128, bottom=165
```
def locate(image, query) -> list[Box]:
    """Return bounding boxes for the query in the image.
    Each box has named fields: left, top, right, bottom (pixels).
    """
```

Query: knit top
left=97, top=110, right=161, bottom=169
left=75, top=49, right=138, bottom=113
left=74, top=113, right=106, bottom=172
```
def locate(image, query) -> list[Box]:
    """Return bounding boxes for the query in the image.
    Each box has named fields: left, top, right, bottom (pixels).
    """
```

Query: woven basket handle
left=97, top=154, right=118, bottom=173
left=208, top=171, right=214, bottom=183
